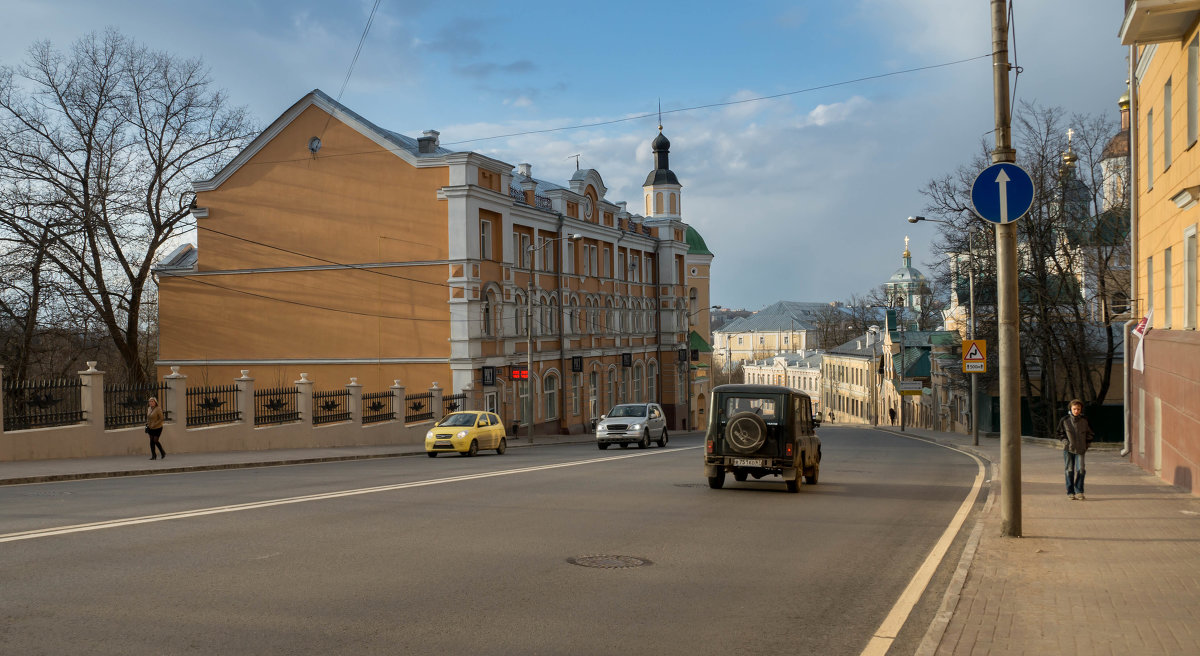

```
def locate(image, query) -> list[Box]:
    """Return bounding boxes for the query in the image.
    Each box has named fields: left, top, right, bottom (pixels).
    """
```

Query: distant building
left=821, top=330, right=883, bottom=425
left=712, top=300, right=840, bottom=370
left=883, top=237, right=930, bottom=315
left=742, top=350, right=823, bottom=410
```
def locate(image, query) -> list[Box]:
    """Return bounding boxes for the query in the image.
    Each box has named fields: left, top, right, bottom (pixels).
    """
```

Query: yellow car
left=425, top=411, right=507, bottom=457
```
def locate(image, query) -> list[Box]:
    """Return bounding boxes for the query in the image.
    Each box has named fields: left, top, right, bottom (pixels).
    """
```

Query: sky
left=0, top=0, right=1130, bottom=310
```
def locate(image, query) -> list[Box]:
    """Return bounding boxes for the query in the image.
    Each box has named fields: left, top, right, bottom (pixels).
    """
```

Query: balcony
left=1120, top=0, right=1200, bottom=45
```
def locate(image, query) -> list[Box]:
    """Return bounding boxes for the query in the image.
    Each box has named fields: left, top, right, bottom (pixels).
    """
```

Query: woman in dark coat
left=146, top=397, right=165, bottom=460
left=1056, top=399, right=1094, bottom=500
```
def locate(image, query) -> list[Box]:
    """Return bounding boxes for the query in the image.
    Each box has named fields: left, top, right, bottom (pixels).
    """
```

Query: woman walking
left=146, top=397, right=166, bottom=460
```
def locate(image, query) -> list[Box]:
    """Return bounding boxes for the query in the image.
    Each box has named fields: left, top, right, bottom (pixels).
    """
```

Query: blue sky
left=1, top=0, right=1129, bottom=309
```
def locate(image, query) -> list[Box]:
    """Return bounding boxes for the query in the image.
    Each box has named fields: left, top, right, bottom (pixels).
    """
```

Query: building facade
left=712, top=301, right=835, bottom=370
left=821, top=332, right=882, bottom=425
left=742, top=350, right=823, bottom=411
left=1120, top=5, right=1200, bottom=493
left=156, top=90, right=713, bottom=435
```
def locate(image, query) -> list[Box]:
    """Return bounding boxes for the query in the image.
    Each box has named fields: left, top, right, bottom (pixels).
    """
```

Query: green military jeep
left=703, top=384, right=822, bottom=493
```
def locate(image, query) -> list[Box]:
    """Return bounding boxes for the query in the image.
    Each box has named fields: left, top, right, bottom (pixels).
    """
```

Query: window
left=572, top=373, right=581, bottom=415
left=669, top=193, right=678, bottom=214
left=737, top=337, right=743, bottom=345
left=1186, top=226, right=1197, bottom=329
left=631, top=256, right=640, bottom=282
left=480, top=220, right=492, bottom=260
left=1147, top=256, right=1155, bottom=327
left=518, top=233, right=531, bottom=269
left=618, top=252, right=626, bottom=281
left=482, top=290, right=496, bottom=336
left=519, top=379, right=530, bottom=425
left=589, top=246, right=598, bottom=277
left=648, top=362, right=657, bottom=402
left=566, top=243, right=575, bottom=274
left=536, top=236, right=545, bottom=271
left=589, top=371, right=599, bottom=418
left=633, top=364, right=643, bottom=402
left=1165, top=78, right=1173, bottom=169
left=655, top=192, right=663, bottom=214
left=1189, top=36, right=1198, bottom=146
left=784, top=336, right=789, bottom=344
left=602, top=247, right=610, bottom=277
left=544, top=374, right=558, bottom=420
left=1165, top=247, right=1173, bottom=328
left=1147, top=110, right=1155, bottom=188
left=515, top=292, right=526, bottom=336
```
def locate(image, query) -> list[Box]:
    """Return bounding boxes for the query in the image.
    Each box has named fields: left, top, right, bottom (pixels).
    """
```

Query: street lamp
left=681, top=304, right=720, bottom=431
left=525, top=232, right=582, bottom=442
left=908, top=215, right=984, bottom=446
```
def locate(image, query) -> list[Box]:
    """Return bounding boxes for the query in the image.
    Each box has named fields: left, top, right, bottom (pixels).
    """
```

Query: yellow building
left=1120, top=5, right=1200, bottom=493
left=156, top=90, right=713, bottom=434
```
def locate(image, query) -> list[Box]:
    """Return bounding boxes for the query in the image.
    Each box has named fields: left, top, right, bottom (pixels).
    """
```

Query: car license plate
left=732, top=458, right=763, bottom=467
left=435, top=441, right=453, bottom=448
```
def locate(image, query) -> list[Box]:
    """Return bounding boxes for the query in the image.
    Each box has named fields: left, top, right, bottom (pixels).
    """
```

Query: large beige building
left=157, top=90, right=714, bottom=434
left=1120, top=4, right=1200, bottom=493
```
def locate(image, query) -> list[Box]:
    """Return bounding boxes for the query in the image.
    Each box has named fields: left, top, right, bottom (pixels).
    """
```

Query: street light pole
left=526, top=233, right=581, bottom=443
left=683, top=304, right=719, bottom=431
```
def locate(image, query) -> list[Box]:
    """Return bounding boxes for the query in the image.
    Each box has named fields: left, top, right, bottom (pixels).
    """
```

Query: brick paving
left=883, top=427, right=1200, bottom=656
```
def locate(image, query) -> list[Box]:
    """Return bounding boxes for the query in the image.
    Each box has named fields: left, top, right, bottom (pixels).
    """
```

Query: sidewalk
left=0, top=433, right=597, bottom=486
left=877, top=426, right=1200, bottom=656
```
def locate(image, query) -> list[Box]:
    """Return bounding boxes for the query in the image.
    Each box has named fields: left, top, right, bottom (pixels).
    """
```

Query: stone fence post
left=431, top=382, right=444, bottom=421
left=78, top=361, right=105, bottom=429
left=295, top=373, right=314, bottom=424
left=164, top=367, right=187, bottom=426
left=391, top=380, right=406, bottom=424
left=236, top=370, right=255, bottom=426
left=347, top=377, right=363, bottom=424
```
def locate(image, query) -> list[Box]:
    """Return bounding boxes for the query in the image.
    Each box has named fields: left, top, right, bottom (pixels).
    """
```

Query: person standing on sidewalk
left=1056, top=399, right=1093, bottom=500
left=146, top=397, right=166, bottom=460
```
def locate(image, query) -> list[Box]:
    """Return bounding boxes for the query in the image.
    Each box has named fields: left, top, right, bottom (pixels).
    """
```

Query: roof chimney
left=517, top=163, right=532, bottom=178
left=417, top=130, right=440, bottom=154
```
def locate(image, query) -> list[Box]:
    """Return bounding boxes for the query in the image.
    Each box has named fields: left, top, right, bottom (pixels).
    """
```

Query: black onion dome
left=644, top=130, right=680, bottom=186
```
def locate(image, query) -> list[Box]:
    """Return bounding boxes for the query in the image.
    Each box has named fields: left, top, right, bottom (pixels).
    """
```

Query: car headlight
left=456, top=430, right=469, bottom=439
left=630, top=423, right=642, bottom=431
left=425, top=431, right=434, bottom=440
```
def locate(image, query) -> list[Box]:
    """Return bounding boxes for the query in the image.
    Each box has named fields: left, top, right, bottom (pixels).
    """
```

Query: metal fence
left=312, top=389, right=351, bottom=426
left=405, top=391, right=434, bottom=423
left=254, top=386, right=301, bottom=426
left=186, top=384, right=241, bottom=427
left=362, top=390, right=395, bottom=424
left=104, top=382, right=170, bottom=430
left=3, top=378, right=85, bottom=432
left=442, top=393, right=467, bottom=415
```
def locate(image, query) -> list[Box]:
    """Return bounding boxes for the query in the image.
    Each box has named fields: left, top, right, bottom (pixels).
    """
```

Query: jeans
left=1064, top=450, right=1086, bottom=495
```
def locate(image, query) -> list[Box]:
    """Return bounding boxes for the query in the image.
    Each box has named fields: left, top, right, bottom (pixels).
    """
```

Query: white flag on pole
left=1132, top=308, right=1153, bottom=372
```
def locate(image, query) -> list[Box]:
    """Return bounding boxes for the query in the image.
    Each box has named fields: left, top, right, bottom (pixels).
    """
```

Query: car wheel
left=638, top=431, right=650, bottom=449
left=427, top=451, right=438, bottom=458
left=598, top=443, right=609, bottom=450
left=785, top=475, right=800, bottom=493
left=657, top=428, right=668, bottom=448
left=496, top=437, right=506, bottom=455
left=463, top=440, right=478, bottom=457
left=724, top=412, right=768, bottom=454
left=707, top=471, right=725, bottom=489
left=804, top=460, right=820, bottom=485
left=733, top=470, right=748, bottom=482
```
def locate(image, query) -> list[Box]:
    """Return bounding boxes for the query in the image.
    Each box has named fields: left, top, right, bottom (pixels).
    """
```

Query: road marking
left=0, top=447, right=699, bottom=543
left=859, top=438, right=986, bottom=656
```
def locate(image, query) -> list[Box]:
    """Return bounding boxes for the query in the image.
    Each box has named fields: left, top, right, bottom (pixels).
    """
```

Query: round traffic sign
left=971, top=163, right=1035, bottom=224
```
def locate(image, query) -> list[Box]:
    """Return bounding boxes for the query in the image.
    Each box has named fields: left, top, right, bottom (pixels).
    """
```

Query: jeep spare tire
left=725, top=411, right=768, bottom=454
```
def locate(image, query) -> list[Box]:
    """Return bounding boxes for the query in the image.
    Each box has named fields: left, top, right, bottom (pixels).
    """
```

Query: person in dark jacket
left=1056, top=399, right=1094, bottom=500
left=146, top=397, right=165, bottom=460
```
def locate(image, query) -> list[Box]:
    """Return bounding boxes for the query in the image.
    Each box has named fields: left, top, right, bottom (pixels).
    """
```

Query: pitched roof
left=716, top=300, right=840, bottom=333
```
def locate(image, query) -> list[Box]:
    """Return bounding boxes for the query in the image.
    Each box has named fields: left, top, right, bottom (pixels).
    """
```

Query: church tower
left=884, top=236, right=929, bottom=315
left=643, top=128, right=681, bottom=219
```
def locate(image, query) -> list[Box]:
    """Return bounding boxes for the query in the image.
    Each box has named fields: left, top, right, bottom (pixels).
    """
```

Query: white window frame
left=602, top=247, right=610, bottom=278
left=1185, top=225, right=1198, bottom=329
left=565, top=243, right=575, bottom=274
left=1147, top=109, right=1155, bottom=188
left=1165, top=78, right=1174, bottom=169
left=544, top=374, right=558, bottom=420
left=572, top=373, right=581, bottom=415
left=1189, top=36, right=1198, bottom=147
left=480, top=219, right=492, bottom=260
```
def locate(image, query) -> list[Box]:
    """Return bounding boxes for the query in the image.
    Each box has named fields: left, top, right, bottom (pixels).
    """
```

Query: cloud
left=454, top=59, right=537, bottom=79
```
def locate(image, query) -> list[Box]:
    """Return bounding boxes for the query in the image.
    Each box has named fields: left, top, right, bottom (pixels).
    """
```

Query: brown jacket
left=146, top=406, right=164, bottom=430
left=1056, top=413, right=1093, bottom=455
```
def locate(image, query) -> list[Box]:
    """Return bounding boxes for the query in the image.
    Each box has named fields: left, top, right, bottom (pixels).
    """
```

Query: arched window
left=543, top=373, right=559, bottom=420
left=647, top=361, right=658, bottom=402
left=514, top=292, right=526, bottom=337
left=547, top=295, right=559, bottom=334
left=606, top=369, right=616, bottom=411
left=645, top=194, right=651, bottom=215
left=669, top=193, right=677, bottom=214
left=589, top=368, right=599, bottom=419
left=655, top=192, right=663, bottom=214
left=633, top=363, right=643, bottom=402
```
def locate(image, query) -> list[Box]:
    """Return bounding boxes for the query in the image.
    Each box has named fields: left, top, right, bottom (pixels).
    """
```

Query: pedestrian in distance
left=888, top=407, right=896, bottom=425
left=146, top=397, right=166, bottom=460
left=1056, top=399, right=1093, bottom=500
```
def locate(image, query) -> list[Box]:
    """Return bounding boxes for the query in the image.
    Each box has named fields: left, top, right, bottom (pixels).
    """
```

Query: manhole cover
left=567, top=555, right=652, bottom=569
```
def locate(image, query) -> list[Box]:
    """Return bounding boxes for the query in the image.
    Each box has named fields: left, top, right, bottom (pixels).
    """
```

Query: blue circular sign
left=971, top=163, right=1035, bottom=224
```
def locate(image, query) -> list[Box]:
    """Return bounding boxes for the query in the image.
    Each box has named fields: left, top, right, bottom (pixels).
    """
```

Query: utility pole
left=991, top=0, right=1022, bottom=537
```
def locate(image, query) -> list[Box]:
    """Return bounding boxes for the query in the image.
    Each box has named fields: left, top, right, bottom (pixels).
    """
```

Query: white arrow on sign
left=995, top=168, right=1010, bottom=222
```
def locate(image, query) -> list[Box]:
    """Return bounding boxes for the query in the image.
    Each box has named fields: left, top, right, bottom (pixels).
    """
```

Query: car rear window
left=720, top=396, right=781, bottom=424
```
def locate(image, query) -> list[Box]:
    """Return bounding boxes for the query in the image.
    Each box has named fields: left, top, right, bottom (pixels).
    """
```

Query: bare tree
left=0, top=29, right=254, bottom=382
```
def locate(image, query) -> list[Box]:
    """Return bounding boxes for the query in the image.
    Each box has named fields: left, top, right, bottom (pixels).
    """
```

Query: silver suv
left=596, top=403, right=669, bottom=450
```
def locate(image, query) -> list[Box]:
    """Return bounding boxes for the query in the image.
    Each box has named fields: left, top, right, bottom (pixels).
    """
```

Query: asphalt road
left=0, top=426, right=985, bottom=655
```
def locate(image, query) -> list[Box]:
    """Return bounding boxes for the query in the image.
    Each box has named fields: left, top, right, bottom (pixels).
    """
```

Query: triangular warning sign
left=965, top=343, right=984, bottom=360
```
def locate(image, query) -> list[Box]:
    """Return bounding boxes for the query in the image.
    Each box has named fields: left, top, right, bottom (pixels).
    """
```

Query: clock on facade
left=583, top=196, right=594, bottom=220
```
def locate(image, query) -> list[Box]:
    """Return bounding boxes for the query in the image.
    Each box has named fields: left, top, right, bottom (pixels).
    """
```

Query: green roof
left=689, top=330, right=713, bottom=353
left=686, top=226, right=712, bottom=256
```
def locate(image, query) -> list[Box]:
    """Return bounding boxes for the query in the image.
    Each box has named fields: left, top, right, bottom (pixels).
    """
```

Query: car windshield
left=608, top=404, right=648, bottom=418
left=722, top=396, right=779, bottom=423
left=436, top=413, right=477, bottom=427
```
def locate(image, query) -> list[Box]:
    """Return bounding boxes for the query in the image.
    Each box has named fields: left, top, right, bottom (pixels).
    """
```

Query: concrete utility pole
left=991, top=0, right=1022, bottom=537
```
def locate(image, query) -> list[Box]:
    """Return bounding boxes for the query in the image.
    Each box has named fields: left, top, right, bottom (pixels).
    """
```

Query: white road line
left=1, top=447, right=699, bottom=543
left=859, top=438, right=986, bottom=656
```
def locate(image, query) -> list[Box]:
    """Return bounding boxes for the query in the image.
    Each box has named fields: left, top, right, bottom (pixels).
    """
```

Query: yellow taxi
left=425, top=411, right=507, bottom=457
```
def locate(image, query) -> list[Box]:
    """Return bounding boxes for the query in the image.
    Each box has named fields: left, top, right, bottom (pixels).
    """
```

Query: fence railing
left=312, top=388, right=351, bottom=426
left=254, top=386, right=301, bottom=426
left=362, top=390, right=395, bottom=424
left=405, top=391, right=435, bottom=423
left=3, top=378, right=85, bottom=431
left=186, top=384, right=241, bottom=427
left=442, top=393, right=467, bottom=415
left=104, top=382, right=170, bottom=430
